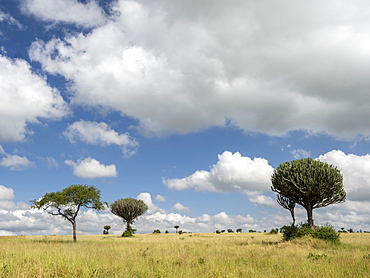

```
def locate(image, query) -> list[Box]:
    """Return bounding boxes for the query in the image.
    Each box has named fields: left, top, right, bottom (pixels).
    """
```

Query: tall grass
left=1, top=232, right=370, bottom=277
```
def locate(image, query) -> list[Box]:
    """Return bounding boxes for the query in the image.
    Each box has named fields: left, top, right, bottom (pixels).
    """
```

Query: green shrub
left=122, top=227, right=135, bottom=237
left=281, top=223, right=340, bottom=244
left=281, top=225, right=299, bottom=241
left=313, top=225, right=340, bottom=244
left=297, top=224, right=315, bottom=238
left=269, top=228, right=279, bottom=234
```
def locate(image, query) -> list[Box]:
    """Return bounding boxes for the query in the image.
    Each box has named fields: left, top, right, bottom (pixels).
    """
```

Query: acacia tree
left=174, top=225, right=180, bottom=233
left=277, top=194, right=296, bottom=227
left=110, top=198, right=148, bottom=237
left=271, top=158, right=346, bottom=229
left=30, top=184, right=105, bottom=242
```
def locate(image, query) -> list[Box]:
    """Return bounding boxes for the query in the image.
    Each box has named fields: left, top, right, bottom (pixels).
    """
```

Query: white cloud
left=37, top=156, right=59, bottom=168
left=0, top=9, right=23, bottom=30
left=20, top=0, right=107, bottom=28
left=155, top=195, right=166, bottom=202
left=173, top=202, right=191, bottom=213
left=0, top=55, right=69, bottom=143
left=64, top=120, right=139, bottom=157
left=0, top=185, right=28, bottom=211
left=137, top=192, right=166, bottom=214
left=65, top=157, right=117, bottom=179
left=291, top=149, right=311, bottom=159
left=164, top=151, right=274, bottom=194
left=0, top=154, right=34, bottom=171
left=249, top=195, right=279, bottom=208
left=0, top=185, right=15, bottom=201
left=28, top=0, right=370, bottom=139
left=0, top=145, right=5, bottom=155
left=317, top=150, right=370, bottom=202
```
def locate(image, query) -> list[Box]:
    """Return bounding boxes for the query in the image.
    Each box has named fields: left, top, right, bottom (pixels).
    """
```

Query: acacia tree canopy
left=30, top=184, right=105, bottom=242
left=110, top=198, right=148, bottom=236
left=271, top=158, right=346, bottom=229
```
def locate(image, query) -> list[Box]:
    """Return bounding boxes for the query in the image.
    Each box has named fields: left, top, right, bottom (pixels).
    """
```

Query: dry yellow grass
left=0, top=232, right=369, bottom=277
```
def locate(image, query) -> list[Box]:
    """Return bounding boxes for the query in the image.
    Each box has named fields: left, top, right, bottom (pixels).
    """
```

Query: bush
left=281, top=223, right=340, bottom=244
left=122, top=227, right=135, bottom=237
left=269, top=228, right=279, bottom=234
left=153, top=229, right=161, bottom=234
left=313, top=225, right=340, bottom=244
left=280, top=225, right=299, bottom=241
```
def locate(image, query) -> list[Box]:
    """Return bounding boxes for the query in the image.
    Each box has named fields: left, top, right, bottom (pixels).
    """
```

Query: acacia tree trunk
left=306, top=205, right=314, bottom=230
left=73, top=221, right=77, bottom=242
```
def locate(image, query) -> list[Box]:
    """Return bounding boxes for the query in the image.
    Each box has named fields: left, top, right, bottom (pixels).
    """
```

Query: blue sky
left=1, top=0, right=370, bottom=236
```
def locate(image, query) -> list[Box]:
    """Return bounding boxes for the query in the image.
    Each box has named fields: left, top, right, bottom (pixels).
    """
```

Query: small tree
left=30, top=184, right=105, bottom=242
left=103, top=225, right=111, bottom=234
left=271, top=158, right=346, bottom=229
left=277, top=194, right=296, bottom=227
left=110, top=198, right=148, bottom=237
left=174, top=225, right=180, bottom=233
left=236, top=228, right=242, bottom=233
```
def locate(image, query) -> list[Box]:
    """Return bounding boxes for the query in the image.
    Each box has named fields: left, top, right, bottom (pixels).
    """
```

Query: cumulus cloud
left=137, top=192, right=166, bottom=214
left=27, top=0, right=370, bottom=138
left=0, top=154, right=34, bottom=171
left=65, top=157, right=117, bottom=179
left=164, top=151, right=274, bottom=194
left=63, top=120, right=139, bottom=157
left=20, top=0, right=107, bottom=28
left=173, top=202, right=191, bottom=213
left=0, top=185, right=28, bottom=211
left=317, top=150, right=370, bottom=202
left=0, top=55, right=69, bottom=142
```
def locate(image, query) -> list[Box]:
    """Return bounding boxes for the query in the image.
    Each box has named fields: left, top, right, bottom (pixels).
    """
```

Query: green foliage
left=269, top=228, right=279, bottom=234
left=248, top=229, right=256, bottom=233
left=153, top=229, right=161, bottom=234
left=174, top=225, right=180, bottom=233
left=271, top=158, right=346, bottom=229
left=280, top=225, right=299, bottom=241
left=165, top=230, right=169, bottom=234
left=30, top=184, right=105, bottom=242
left=307, top=253, right=328, bottom=260
left=111, top=198, right=148, bottom=235
left=227, top=229, right=234, bottom=233
left=178, top=230, right=183, bottom=235
left=313, top=225, right=340, bottom=244
left=281, top=223, right=340, bottom=244
left=236, top=228, right=242, bottom=233
left=215, top=230, right=221, bottom=234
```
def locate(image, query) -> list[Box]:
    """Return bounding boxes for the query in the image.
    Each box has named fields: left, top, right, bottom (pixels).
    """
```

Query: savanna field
left=1, top=232, right=369, bottom=278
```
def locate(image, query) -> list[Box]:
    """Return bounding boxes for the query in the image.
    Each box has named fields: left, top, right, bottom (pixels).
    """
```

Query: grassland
left=1, top=232, right=370, bottom=277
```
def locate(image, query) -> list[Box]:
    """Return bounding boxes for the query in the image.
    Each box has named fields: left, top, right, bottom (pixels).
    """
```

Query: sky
left=1, top=0, right=370, bottom=236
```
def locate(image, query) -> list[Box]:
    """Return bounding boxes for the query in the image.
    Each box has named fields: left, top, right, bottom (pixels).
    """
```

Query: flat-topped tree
left=271, top=158, right=346, bottom=230
left=30, top=184, right=105, bottom=242
left=110, top=198, right=148, bottom=237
